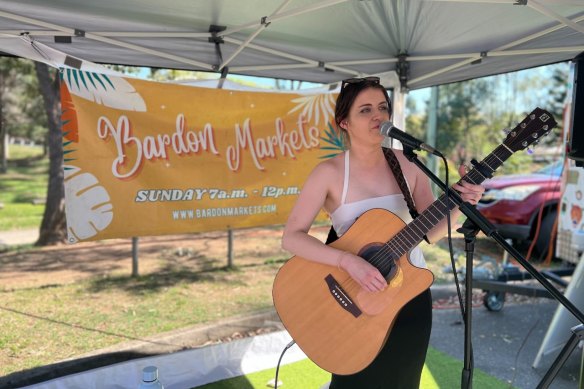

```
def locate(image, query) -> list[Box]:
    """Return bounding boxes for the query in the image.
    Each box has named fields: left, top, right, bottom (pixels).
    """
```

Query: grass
left=0, top=257, right=281, bottom=376
left=5, top=144, right=44, bottom=160
left=196, top=347, right=515, bottom=389
left=0, top=144, right=47, bottom=230
left=0, top=229, right=493, bottom=378
left=0, top=226, right=467, bottom=376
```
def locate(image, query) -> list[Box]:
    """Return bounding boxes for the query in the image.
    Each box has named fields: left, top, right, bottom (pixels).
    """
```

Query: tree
left=0, top=58, right=46, bottom=170
left=0, top=58, right=30, bottom=172
left=432, top=79, right=493, bottom=166
left=34, top=63, right=66, bottom=245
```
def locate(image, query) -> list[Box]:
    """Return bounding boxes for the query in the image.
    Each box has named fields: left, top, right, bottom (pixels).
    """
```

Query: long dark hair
left=334, top=81, right=392, bottom=146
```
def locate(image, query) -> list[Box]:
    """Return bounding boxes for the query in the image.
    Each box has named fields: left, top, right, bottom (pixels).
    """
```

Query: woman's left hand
left=452, top=165, right=485, bottom=205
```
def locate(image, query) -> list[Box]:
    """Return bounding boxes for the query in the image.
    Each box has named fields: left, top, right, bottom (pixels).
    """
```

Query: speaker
left=567, top=52, right=584, bottom=167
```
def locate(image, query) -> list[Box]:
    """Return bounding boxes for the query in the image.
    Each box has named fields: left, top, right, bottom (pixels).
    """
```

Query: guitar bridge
left=325, top=274, right=362, bottom=318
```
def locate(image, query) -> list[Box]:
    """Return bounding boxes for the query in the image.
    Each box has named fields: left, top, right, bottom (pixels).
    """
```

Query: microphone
left=379, top=121, right=442, bottom=157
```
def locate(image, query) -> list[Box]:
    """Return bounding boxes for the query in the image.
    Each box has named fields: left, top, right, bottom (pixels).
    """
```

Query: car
left=476, top=161, right=563, bottom=255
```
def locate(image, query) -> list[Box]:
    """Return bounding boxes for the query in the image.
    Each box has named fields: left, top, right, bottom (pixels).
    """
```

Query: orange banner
left=60, top=71, right=341, bottom=243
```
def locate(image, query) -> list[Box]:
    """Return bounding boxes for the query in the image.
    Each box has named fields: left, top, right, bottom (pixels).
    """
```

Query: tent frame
left=1, top=0, right=583, bottom=89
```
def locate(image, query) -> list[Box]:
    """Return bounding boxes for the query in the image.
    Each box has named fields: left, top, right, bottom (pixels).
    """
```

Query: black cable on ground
left=273, top=340, right=296, bottom=389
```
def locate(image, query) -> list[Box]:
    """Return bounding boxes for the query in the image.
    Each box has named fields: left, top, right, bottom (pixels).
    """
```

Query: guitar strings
left=363, top=149, right=504, bottom=276
left=365, top=115, right=541, bottom=275
left=370, top=149, right=504, bottom=274
left=373, top=155, right=496, bottom=272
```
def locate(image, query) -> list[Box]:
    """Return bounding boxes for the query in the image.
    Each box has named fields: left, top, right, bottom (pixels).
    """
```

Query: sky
left=130, top=61, right=571, bottom=117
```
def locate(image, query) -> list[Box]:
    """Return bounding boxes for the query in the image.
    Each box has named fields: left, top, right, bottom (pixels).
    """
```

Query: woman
left=281, top=77, right=484, bottom=388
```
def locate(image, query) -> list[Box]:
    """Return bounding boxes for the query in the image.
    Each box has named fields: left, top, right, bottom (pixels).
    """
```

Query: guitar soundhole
left=359, top=243, right=398, bottom=280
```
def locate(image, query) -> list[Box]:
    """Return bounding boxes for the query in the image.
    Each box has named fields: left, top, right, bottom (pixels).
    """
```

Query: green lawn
left=0, top=145, right=47, bottom=230
left=197, top=348, right=515, bottom=389
left=0, top=258, right=281, bottom=376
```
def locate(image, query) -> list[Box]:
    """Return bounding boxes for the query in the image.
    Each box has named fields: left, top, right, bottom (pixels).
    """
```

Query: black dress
left=328, top=289, right=432, bottom=389
left=325, top=228, right=433, bottom=389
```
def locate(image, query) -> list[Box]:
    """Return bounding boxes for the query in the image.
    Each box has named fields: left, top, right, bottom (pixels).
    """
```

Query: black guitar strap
left=325, top=147, right=427, bottom=245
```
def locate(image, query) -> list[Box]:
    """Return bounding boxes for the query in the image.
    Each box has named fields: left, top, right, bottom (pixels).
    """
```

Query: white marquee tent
left=1, top=1, right=583, bottom=387
left=0, top=0, right=583, bottom=90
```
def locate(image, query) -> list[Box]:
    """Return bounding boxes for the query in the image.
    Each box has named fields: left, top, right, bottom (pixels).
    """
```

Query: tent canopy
left=0, top=0, right=583, bottom=90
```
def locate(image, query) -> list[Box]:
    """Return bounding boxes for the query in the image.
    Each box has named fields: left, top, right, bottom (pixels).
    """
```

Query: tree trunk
left=0, top=122, right=7, bottom=174
left=0, top=74, right=7, bottom=174
left=34, top=63, right=66, bottom=246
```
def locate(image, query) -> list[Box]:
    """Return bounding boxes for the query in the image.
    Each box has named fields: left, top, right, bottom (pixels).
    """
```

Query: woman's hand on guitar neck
left=452, top=165, right=485, bottom=205
left=340, top=253, right=388, bottom=293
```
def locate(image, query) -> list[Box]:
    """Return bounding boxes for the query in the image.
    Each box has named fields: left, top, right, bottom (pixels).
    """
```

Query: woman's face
left=343, top=88, right=391, bottom=146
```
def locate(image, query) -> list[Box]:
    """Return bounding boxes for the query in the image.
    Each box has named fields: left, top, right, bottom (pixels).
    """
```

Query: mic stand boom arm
left=402, top=146, right=584, bottom=388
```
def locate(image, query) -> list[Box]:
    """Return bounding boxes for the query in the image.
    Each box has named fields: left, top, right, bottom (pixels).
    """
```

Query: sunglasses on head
left=340, top=76, right=380, bottom=89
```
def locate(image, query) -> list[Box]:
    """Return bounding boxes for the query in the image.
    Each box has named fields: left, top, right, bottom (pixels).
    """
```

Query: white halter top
left=329, top=151, right=427, bottom=268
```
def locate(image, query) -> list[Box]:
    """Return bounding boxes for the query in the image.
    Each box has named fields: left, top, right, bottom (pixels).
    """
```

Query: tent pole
left=426, top=86, right=440, bottom=195
left=220, top=0, right=349, bottom=36
left=214, top=65, right=235, bottom=268
left=0, top=10, right=214, bottom=70
left=224, top=36, right=358, bottom=76
left=220, top=0, right=293, bottom=70
left=527, top=0, right=584, bottom=35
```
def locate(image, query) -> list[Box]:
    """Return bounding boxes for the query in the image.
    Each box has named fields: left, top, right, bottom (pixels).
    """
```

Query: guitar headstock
left=504, top=107, right=557, bottom=152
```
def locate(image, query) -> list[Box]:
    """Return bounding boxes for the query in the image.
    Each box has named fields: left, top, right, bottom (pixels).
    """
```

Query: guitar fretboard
left=375, top=144, right=513, bottom=274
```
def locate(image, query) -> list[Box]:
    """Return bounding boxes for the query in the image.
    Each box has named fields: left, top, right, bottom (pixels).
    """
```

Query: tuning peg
left=526, top=147, right=534, bottom=155
left=502, top=127, right=511, bottom=135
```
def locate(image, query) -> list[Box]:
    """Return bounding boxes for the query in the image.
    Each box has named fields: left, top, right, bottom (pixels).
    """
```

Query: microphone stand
left=402, top=146, right=584, bottom=389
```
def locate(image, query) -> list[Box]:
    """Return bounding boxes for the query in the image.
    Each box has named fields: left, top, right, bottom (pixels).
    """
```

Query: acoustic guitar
left=272, top=107, right=556, bottom=375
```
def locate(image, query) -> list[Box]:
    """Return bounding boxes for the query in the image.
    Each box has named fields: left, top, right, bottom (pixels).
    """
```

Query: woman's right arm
left=281, top=162, right=344, bottom=267
left=281, top=163, right=387, bottom=292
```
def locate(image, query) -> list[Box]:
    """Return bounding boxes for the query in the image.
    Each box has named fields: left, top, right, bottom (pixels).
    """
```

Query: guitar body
left=272, top=208, right=434, bottom=375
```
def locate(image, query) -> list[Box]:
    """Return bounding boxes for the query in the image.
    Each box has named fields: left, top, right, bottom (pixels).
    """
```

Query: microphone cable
left=441, top=155, right=475, bottom=381
left=273, top=339, right=296, bottom=389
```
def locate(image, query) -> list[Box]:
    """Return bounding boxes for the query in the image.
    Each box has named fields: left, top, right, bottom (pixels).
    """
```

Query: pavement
left=0, top=228, right=39, bottom=247
left=0, top=231, right=582, bottom=388
left=430, top=294, right=582, bottom=389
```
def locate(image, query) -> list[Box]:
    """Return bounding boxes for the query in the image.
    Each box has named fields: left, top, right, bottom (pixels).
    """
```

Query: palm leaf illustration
left=64, top=165, right=114, bottom=243
left=319, top=122, right=345, bottom=159
left=289, top=94, right=335, bottom=126
left=60, top=80, right=78, bottom=142
left=61, top=69, right=146, bottom=111
left=60, top=77, right=78, bottom=165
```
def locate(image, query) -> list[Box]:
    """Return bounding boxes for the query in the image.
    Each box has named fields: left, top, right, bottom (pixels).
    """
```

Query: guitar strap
left=382, top=147, right=419, bottom=220
left=325, top=147, right=429, bottom=245
left=383, top=147, right=430, bottom=244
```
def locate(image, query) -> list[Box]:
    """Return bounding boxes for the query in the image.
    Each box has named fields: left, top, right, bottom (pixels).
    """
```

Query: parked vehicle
left=476, top=161, right=563, bottom=255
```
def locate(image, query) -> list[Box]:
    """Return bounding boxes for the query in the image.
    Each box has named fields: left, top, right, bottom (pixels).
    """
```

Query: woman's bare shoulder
left=310, top=152, right=344, bottom=179
left=387, top=147, right=426, bottom=185
left=389, top=148, right=415, bottom=171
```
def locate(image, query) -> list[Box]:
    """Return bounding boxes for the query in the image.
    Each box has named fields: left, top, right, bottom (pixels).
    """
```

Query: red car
left=476, top=161, right=562, bottom=255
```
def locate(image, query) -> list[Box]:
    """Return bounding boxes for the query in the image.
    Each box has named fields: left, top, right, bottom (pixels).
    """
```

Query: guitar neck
left=387, top=143, right=513, bottom=256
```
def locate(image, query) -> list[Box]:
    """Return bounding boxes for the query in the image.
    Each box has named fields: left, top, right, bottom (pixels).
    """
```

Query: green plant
left=0, top=145, right=48, bottom=230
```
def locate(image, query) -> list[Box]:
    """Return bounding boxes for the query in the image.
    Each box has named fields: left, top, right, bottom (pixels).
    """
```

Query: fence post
left=132, top=237, right=139, bottom=276
left=227, top=229, right=234, bottom=268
